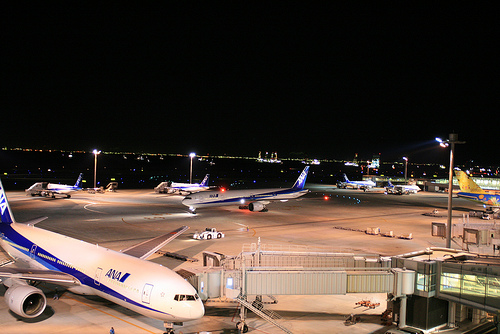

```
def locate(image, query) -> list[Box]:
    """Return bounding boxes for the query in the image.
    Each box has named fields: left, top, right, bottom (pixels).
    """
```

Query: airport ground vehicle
left=193, top=228, right=224, bottom=240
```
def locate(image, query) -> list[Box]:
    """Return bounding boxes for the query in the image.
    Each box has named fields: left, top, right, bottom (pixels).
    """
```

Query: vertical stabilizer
left=200, top=174, right=209, bottom=187
left=0, top=179, right=15, bottom=224
left=292, top=166, right=310, bottom=190
left=74, top=173, right=83, bottom=187
left=455, top=170, right=486, bottom=194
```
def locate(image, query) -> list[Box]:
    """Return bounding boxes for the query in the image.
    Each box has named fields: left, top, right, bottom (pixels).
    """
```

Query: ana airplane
left=455, top=170, right=500, bottom=211
left=155, top=174, right=213, bottom=195
left=182, top=166, right=310, bottom=213
left=385, top=180, right=420, bottom=195
left=337, top=173, right=376, bottom=191
left=0, top=179, right=204, bottom=333
left=25, top=173, right=83, bottom=198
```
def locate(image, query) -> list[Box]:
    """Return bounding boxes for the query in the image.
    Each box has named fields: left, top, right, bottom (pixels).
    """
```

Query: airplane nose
left=192, top=300, right=205, bottom=319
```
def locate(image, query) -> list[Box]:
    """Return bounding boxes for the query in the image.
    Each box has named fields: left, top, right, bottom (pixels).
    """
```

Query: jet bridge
left=183, top=241, right=402, bottom=333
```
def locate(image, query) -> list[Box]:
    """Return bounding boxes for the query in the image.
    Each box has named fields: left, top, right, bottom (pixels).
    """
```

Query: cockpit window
left=174, top=294, right=199, bottom=301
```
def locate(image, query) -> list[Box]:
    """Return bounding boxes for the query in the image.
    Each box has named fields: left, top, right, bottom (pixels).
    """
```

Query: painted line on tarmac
left=64, top=295, right=156, bottom=333
left=83, top=202, right=107, bottom=214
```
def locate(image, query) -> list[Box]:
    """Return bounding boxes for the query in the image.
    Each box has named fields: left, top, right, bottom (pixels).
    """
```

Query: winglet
left=455, top=170, right=486, bottom=194
left=292, top=166, right=310, bottom=190
left=0, top=179, right=16, bottom=224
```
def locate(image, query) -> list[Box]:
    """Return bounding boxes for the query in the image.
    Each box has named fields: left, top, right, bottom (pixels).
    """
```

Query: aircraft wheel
left=236, top=322, right=248, bottom=333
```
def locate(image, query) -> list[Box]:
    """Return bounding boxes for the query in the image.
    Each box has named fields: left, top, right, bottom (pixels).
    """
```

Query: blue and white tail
left=387, top=180, right=394, bottom=188
left=343, top=173, right=350, bottom=182
left=292, top=166, right=310, bottom=190
left=74, top=173, right=83, bottom=188
left=200, top=174, right=209, bottom=187
left=0, top=179, right=16, bottom=224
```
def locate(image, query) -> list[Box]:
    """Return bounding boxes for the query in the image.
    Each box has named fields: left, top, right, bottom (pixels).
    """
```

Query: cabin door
left=30, top=244, right=37, bottom=259
left=94, top=267, right=103, bottom=286
left=142, top=283, right=154, bottom=304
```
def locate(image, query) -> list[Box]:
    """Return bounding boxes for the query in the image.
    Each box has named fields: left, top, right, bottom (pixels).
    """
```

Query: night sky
left=2, top=4, right=498, bottom=165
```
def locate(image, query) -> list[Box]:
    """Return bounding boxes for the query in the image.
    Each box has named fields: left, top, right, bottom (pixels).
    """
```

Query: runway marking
left=64, top=295, right=157, bottom=333
left=83, top=203, right=107, bottom=214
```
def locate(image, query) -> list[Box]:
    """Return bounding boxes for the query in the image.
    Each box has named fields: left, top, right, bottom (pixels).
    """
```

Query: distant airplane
left=455, top=170, right=500, bottom=211
left=25, top=173, right=83, bottom=198
left=337, top=173, right=376, bottom=191
left=385, top=180, right=420, bottom=195
left=182, top=166, right=310, bottom=213
left=0, top=179, right=204, bottom=333
left=155, top=174, right=213, bottom=195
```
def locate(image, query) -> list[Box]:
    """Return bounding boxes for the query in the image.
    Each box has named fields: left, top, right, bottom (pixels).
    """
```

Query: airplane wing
left=120, top=226, right=189, bottom=260
left=0, top=267, right=80, bottom=284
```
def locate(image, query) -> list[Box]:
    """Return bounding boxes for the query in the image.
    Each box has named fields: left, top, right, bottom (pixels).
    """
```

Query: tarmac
left=0, top=184, right=482, bottom=333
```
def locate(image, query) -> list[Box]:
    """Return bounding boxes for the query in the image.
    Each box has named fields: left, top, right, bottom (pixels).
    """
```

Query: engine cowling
left=248, top=202, right=266, bottom=212
left=4, top=284, right=47, bottom=318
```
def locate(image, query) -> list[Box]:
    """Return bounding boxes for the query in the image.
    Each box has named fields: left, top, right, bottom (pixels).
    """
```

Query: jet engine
left=248, top=202, right=266, bottom=212
left=4, top=284, right=47, bottom=318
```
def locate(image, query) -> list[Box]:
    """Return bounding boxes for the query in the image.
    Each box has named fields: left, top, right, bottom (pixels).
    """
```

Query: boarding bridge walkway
left=186, top=243, right=401, bottom=333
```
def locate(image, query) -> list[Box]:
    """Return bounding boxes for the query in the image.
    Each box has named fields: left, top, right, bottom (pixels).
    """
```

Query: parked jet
left=25, top=173, right=83, bottom=198
left=337, top=173, right=375, bottom=191
left=455, top=170, right=500, bottom=211
left=0, top=179, right=204, bottom=333
left=385, top=180, right=420, bottom=195
left=182, top=166, right=310, bottom=213
left=155, top=174, right=213, bottom=195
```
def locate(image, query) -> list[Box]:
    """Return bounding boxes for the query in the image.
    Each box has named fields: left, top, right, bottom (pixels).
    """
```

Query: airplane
left=337, top=173, right=376, bottom=191
left=385, top=180, right=421, bottom=195
left=455, top=170, right=500, bottom=211
left=0, top=179, right=204, bottom=333
left=154, top=174, right=213, bottom=195
left=25, top=173, right=83, bottom=198
left=182, top=166, right=310, bottom=213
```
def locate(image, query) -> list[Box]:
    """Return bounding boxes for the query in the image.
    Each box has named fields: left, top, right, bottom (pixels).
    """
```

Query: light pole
left=403, top=157, right=408, bottom=183
left=93, top=149, right=101, bottom=189
left=436, top=134, right=465, bottom=248
left=189, top=152, right=196, bottom=184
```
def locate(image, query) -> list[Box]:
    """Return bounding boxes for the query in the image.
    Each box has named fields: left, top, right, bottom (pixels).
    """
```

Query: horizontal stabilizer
left=21, top=216, right=48, bottom=226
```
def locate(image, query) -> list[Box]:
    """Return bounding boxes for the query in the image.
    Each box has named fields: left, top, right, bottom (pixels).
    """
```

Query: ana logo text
left=105, top=269, right=131, bottom=283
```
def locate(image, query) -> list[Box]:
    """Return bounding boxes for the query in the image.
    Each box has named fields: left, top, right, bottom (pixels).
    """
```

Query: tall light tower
left=436, top=134, right=465, bottom=248
left=189, top=152, right=196, bottom=184
left=93, top=149, right=101, bottom=189
left=403, top=157, right=408, bottom=183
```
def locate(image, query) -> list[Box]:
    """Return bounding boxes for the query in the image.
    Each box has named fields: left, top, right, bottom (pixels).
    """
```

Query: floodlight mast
left=189, top=152, right=196, bottom=184
left=436, top=134, right=465, bottom=248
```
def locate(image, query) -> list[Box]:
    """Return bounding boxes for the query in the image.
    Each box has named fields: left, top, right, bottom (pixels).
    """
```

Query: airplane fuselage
left=182, top=187, right=308, bottom=210
left=0, top=222, right=204, bottom=322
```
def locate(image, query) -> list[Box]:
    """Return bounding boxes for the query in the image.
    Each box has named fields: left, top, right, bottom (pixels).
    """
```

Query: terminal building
left=181, top=241, right=500, bottom=333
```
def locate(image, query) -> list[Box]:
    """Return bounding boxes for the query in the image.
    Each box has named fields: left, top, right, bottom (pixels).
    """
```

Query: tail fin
left=200, top=174, right=209, bottom=187
left=292, top=166, right=309, bottom=190
left=0, top=179, right=16, bottom=224
left=387, top=180, right=394, bottom=187
left=343, top=173, right=350, bottom=182
left=455, top=170, right=486, bottom=194
left=74, top=173, right=83, bottom=187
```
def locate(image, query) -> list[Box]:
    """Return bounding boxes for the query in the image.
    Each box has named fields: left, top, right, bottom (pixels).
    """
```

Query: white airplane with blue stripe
left=0, top=179, right=204, bottom=333
left=155, top=174, right=214, bottom=195
left=338, top=173, right=376, bottom=191
left=182, top=166, right=310, bottom=213
left=25, top=173, right=83, bottom=198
